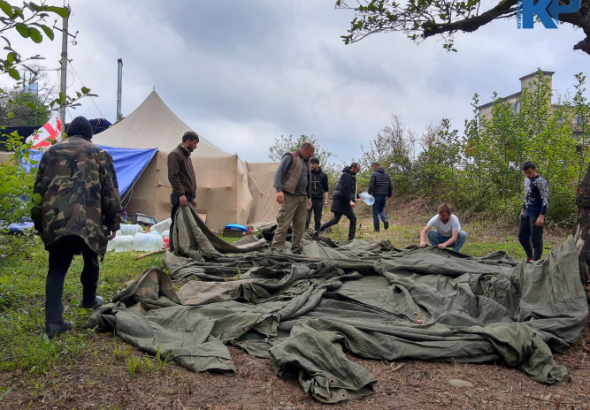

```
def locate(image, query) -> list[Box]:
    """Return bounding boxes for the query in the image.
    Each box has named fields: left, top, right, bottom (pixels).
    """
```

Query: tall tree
left=336, top=0, right=590, bottom=56
left=268, top=134, right=333, bottom=164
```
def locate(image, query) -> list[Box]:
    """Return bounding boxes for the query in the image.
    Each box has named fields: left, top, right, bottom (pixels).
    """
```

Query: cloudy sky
left=7, top=0, right=589, bottom=163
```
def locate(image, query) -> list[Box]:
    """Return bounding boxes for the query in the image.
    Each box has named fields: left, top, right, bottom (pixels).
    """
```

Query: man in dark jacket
left=168, top=131, right=199, bottom=252
left=305, top=157, right=329, bottom=232
left=519, top=161, right=549, bottom=262
left=32, top=117, right=122, bottom=338
left=272, top=142, right=315, bottom=254
left=368, top=162, right=393, bottom=232
left=319, top=163, right=360, bottom=240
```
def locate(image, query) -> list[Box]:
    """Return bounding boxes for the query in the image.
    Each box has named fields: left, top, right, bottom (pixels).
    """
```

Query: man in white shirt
left=419, top=204, right=468, bottom=253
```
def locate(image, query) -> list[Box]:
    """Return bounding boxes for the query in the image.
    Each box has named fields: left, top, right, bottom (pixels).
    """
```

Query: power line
left=68, top=60, right=106, bottom=120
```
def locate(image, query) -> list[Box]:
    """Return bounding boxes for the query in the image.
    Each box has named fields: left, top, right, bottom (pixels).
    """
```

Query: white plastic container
left=359, top=192, right=375, bottom=206
left=149, top=218, right=172, bottom=233
left=132, top=232, right=164, bottom=252
left=119, top=224, right=144, bottom=236
left=107, top=235, right=135, bottom=253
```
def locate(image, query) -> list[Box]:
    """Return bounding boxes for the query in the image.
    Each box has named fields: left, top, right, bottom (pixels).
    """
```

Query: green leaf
left=8, top=68, right=20, bottom=80
left=81, top=86, right=91, bottom=94
left=7, top=111, right=14, bottom=119
left=0, top=0, right=13, bottom=17
left=27, top=2, right=41, bottom=12
left=29, top=27, right=42, bottom=43
left=14, top=208, right=24, bottom=219
left=15, top=23, right=30, bottom=38
left=6, top=51, right=17, bottom=64
left=45, top=6, right=68, bottom=19
left=39, top=24, right=54, bottom=40
left=33, top=193, right=42, bottom=205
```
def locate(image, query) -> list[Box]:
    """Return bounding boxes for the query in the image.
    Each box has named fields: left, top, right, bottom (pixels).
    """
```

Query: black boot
left=45, top=321, right=73, bottom=339
left=384, top=220, right=389, bottom=230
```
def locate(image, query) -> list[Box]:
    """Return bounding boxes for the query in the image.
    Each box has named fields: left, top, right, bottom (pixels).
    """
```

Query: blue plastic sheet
left=22, top=145, right=158, bottom=196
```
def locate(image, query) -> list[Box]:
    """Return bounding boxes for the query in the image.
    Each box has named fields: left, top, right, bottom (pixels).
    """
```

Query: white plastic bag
left=119, top=224, right=144, bottom=235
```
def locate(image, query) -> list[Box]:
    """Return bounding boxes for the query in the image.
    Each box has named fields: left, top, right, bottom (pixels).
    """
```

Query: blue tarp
left=22, top=145, right=158, bottom=197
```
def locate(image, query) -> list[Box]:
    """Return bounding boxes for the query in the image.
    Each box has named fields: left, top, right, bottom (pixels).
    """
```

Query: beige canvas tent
left=94, top=91, right=279, bottom=230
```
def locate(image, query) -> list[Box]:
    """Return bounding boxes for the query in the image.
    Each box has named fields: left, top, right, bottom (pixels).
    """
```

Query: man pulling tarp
left=88, top=210, right=588, bottom=403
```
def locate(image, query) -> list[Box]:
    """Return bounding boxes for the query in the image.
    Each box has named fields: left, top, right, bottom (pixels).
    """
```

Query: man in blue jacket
left=519, top=161, right=549, bottom=262
left=319, top=163, right=360, bottom=240
left=368, top=162, right=393, bottom=232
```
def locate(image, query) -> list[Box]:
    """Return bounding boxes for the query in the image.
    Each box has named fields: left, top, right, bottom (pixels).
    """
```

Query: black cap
left=310, top=157, right=319, bottom=164
left=67, top=116, right=93, bottom=140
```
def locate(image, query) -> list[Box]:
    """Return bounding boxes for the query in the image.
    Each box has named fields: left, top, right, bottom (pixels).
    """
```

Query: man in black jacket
left=306, top=157, right=329, bottom=232
left=319, top=163, right=360, bottom=240
left=368, top=162, right=393, bottom=232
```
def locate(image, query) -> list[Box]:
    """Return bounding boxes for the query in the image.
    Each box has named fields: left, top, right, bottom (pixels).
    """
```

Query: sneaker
left=384, top=220, right=389, bottom=230
left=526, top=257, right=533, bottom=263
left=45, top=321, right=73, bottom=339
left=82, top=296, right=104, bottom=310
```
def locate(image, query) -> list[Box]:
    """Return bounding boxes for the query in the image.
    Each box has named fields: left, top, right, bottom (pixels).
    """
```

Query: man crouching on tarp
left=32, top=117, right=122, bottom=339
left=419, top=203, right=468, bottom=253
left=272, top=141, right=315, bottom=254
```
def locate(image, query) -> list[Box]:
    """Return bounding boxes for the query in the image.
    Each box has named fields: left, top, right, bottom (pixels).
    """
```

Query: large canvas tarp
left=88, top=207, right=588, bottom=403
left=93, top=92, right=280, bottom=230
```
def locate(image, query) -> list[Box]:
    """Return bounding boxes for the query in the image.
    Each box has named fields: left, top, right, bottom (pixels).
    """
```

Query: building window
left=516, top=101, right=521, bottom=113
left=577, top=115, right=584, bottom=126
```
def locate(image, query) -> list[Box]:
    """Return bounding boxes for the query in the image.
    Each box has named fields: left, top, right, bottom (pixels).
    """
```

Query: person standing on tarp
left=272, top=141, right=315, bottom=254
left=168, top=131, right=199, bottom=252
left=32, top=116, right=122, bottom=339
left=368, top=161, right=393, bottom=232
left=319, top=163, right=360, bottom=241
left=519, top=161, right=549, bottom=262
left=305, top=157, right=329, bottom=233
left=419, top=204, right=468, bottom=252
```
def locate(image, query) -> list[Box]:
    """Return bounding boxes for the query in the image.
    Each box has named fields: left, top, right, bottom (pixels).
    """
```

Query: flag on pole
left=25, top=115, right=62, bottom=148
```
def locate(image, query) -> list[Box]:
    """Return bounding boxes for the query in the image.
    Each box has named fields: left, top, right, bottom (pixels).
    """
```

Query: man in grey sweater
left=272, top=142, right=315, bottom=254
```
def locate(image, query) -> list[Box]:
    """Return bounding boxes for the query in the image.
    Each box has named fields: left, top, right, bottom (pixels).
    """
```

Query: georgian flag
left=25, top=116, right=62, bottom=148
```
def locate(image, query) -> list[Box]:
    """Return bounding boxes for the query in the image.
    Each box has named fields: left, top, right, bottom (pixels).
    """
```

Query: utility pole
left=58, top=6, right=71, bottom=128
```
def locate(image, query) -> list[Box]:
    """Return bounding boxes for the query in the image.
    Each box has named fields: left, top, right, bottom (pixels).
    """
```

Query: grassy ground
left=0, top=211, right=575, bottom=408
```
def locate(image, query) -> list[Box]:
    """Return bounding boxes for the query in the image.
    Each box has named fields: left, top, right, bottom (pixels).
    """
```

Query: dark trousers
left=46, top=236, right=99, bottom=325
left=169, top=192, right=194, bottom=252
left=306, top=198, right=324, bottom=231
left=518, top=214, right=544, bottom=260
left=372, top=195, right=388, bottom=231
left=320, top=207, right=357, bottom=240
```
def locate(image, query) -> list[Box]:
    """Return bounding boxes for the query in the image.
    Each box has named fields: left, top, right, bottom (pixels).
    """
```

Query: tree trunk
left=574, top=164, right=590, bottom=285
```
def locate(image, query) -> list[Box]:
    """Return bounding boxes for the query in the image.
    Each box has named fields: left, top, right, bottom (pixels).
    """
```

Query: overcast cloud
left=7, top=0, right=589, bottom=163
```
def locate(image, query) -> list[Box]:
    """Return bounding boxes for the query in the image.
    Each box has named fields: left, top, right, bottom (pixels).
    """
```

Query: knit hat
left=67, top=116, right=93, bottom=140
left=310, top=157, right=319, bottom=164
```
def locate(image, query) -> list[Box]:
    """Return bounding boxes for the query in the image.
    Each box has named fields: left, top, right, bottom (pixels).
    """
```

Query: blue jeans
left=372, top=195, right=388, bottom=231
left=427, top=230, right=468, bottom=253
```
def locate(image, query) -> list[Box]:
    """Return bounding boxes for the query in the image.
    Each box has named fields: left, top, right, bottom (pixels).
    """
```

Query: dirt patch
left=1, top=327, right=589, bottom=410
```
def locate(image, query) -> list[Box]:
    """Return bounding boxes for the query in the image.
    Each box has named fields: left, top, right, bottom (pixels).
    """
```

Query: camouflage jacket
left=31, top=136, right=122, bottom=257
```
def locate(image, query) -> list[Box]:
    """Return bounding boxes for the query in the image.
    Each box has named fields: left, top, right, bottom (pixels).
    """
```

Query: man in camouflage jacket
left=32, top=116, right=122, bottom=338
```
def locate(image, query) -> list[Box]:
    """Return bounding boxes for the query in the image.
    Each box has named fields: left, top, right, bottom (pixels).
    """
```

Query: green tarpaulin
left=88, top=206, right=588, bottom=403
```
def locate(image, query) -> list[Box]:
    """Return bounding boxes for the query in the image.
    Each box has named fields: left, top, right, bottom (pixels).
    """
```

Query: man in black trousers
left=306, top=157, right=329, bottom=233
left=319, top=163, right=360, bottom=241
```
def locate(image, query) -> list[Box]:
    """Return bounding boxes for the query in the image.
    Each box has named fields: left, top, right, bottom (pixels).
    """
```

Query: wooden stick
left=136, top=249, right=166, bottom=260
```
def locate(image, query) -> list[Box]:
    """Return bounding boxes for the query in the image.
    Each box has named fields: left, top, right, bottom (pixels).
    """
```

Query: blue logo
left=517, top=0, right=581, bottom=29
